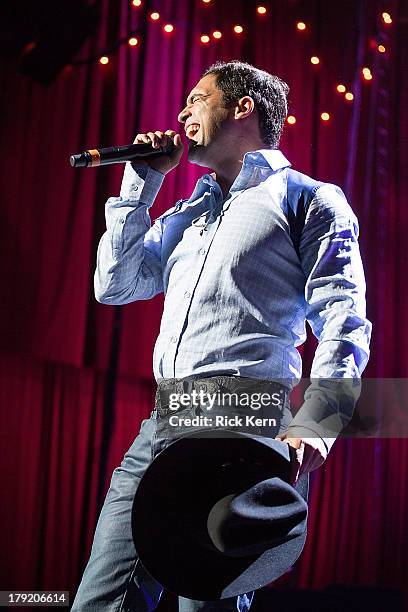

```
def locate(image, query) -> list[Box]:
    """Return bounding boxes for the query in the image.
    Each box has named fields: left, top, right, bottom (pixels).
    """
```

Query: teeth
left=187, top=124, right=200, bottom=138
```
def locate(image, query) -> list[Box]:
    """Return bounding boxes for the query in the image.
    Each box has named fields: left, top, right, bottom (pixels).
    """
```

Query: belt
left=154, top=376, right=290, bottom=418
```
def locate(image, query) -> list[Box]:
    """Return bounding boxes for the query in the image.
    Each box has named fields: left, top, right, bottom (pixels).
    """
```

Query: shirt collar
left=243, top=149, right=291, bottom=172
left=187, top=149, right=291, bottom=202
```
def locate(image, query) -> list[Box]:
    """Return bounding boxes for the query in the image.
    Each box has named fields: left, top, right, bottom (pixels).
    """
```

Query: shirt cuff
left=120, top=162, right=165, bottom=206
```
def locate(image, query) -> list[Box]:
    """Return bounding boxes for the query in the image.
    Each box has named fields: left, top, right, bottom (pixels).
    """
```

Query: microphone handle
left=70, top=141, right=175, bottom=168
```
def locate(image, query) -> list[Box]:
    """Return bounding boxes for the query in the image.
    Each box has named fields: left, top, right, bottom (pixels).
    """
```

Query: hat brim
left=132, top=430, right=308, bottom=600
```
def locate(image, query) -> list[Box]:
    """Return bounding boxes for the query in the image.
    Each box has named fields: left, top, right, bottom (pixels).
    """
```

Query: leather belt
left=154, top=376, right=290, bottom=418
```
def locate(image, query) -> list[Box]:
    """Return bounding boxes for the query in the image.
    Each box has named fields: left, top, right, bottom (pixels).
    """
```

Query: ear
left=234, top=96, right=255, bottom=120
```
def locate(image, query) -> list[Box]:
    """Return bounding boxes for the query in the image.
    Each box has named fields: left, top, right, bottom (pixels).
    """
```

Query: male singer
left=72, top=61, right=371, bottom=611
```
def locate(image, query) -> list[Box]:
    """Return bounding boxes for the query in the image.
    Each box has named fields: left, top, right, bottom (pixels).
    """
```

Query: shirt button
left=132, top=185, right=139, bottom=192
left=198, top=248, right=206, bottom=255
left=184, top=291, right=191, bottom=298
left=120, top=217, right=125, bottom=224
left=171, top=336, right=177, bottom=344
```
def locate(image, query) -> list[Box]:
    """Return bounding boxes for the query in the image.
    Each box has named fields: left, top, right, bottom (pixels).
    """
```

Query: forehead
left=186, top=73, right=220, bottom=103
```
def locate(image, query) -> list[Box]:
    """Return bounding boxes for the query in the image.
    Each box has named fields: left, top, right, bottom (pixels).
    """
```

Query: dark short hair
left=202, top=60, right=289, bottom=149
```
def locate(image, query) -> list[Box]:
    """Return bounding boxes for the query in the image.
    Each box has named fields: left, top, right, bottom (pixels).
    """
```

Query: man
left=72, top=61, right=371, bottom=611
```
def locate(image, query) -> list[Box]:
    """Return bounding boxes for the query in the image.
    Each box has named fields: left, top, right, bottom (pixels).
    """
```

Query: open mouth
left=186, top=123, right=201, bottom=140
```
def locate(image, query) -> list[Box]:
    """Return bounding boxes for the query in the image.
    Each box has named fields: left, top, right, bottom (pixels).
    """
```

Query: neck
left=209, top=136, right=266, bottom=198
left=212, top=159, right=243, bottom=198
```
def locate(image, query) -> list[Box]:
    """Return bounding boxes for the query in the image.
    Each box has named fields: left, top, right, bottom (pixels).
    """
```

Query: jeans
left=71, top=377, right=292, bottom=611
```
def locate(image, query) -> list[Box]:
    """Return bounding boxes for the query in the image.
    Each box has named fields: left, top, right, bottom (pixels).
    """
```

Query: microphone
left=70, top=141, right=175, bottom=168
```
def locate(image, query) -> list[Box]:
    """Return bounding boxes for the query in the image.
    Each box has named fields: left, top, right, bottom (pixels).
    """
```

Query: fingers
left=134, top=130, right=181, bottom=148
left=276, top=435, right=303, bottom=450
left=276, top=435, right=304, bottom=485
left=284, top=442, right=304, bottom=485
left=164, top=129, right=182, bottom=148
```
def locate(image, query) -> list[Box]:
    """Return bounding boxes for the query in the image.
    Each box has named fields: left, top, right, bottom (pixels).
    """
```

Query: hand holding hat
left=276, top=432, right=328, bottom=484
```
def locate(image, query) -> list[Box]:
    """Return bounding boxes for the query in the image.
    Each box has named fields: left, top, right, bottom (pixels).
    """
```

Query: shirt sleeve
left=94, top=162, right=166, bottom=304
left=286, top=183, right=372, bottom=454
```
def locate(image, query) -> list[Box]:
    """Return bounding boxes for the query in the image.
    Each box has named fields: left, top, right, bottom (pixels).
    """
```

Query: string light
left=72, top=4, right=383, bottom=123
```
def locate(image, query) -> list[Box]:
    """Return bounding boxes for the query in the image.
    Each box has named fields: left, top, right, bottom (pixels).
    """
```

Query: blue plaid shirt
left=95, top=150, right=371, bottom=452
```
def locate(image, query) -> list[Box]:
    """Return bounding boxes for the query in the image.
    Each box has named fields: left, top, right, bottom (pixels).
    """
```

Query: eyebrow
left=186, top=90, right=207, bottom=105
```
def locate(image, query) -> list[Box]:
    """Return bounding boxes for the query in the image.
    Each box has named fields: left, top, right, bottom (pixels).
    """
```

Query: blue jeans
left=72, top=377, right=291, bottom=611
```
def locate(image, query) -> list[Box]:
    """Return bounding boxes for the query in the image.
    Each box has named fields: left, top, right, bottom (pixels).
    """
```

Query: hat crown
left=207, top=477, right=308, bottom=557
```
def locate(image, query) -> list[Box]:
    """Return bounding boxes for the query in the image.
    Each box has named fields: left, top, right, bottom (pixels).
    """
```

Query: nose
left=177, top=104, right=191, bottom=124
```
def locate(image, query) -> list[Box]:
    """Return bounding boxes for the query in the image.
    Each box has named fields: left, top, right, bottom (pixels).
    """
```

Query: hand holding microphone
left=132, top=130, right=184, bottom=175
left=70, top=129, right=184, bottom=176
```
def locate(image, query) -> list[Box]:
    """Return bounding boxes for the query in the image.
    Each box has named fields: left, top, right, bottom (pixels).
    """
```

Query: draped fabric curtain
left=0, top=0, right=407, bottom=607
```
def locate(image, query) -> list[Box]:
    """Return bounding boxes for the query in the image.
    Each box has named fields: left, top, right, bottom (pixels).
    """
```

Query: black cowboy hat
left=132, top=430, right=308, bottom=601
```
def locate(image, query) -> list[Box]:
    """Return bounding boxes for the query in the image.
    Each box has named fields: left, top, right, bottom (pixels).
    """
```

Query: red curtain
left=1, top=0, right=407, bottom=607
